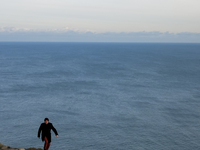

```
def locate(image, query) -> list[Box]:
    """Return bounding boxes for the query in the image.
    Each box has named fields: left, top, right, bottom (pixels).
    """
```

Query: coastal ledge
left=0, top=143, right=42, bottom=150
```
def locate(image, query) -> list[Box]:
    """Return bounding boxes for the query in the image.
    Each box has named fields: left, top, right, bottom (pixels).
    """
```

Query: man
left=38, top=118, right=59, bottom=150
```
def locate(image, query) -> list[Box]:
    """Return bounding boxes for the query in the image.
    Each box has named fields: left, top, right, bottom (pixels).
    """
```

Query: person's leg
left=46, top=142, right=51, bottom=150
left=44, top=136, right=51, bottom=150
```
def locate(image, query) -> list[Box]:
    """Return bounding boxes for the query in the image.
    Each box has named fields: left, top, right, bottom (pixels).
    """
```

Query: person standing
left=38, top=118, right=59, bottom=150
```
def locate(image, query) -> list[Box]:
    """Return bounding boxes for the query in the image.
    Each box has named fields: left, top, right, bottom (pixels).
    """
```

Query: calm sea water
left=0, top=42, right=200, bottom=150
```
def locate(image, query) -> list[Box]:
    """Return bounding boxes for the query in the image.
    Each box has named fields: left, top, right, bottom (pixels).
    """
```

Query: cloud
left=0, top=27, right=200, bottom=43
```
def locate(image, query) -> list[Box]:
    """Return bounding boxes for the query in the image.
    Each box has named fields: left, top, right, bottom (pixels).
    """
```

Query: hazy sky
left=1, top=0, right=200, bottom=33
left=0, top=0, right=200, bottom=42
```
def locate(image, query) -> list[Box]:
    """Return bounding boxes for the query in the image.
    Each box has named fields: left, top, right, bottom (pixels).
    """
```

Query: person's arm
left=51, top=124, right=58, bottom=137
left=38, top=124, right=42, bottom=138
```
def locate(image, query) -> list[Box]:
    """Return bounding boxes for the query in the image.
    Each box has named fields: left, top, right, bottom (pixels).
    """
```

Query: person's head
left=44, top=118, right=49, bottom=124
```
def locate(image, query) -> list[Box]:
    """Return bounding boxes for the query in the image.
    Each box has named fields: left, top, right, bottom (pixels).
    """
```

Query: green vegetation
left=0, top=143, right=3, bottom=149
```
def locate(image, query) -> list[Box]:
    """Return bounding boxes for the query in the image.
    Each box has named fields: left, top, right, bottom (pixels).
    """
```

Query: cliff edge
left=0, top=143, right=42, bottom=150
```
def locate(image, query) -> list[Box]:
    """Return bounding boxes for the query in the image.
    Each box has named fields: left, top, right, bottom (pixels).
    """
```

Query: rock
left=25, top=148, right=43, bottom=150
left=0, top=143, right=8, bottom=149
left=1, top=146, right=8, bottom=149
left=0, top=143, right=42, bottom=150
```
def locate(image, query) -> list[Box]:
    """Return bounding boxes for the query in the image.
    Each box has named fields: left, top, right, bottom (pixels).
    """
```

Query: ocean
left=0, top=42, right=200, bottom=150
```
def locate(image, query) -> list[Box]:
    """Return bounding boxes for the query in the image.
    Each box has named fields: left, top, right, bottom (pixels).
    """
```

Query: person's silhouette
left=38, top=118, right=58, bottom=150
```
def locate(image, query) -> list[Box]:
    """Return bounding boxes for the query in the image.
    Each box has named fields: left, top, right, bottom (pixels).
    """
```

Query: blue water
left=0, top=42, right=200, bottom=150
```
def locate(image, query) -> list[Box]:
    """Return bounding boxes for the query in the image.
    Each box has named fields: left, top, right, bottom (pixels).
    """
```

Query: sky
left=0, top=0, right=200, bottom=42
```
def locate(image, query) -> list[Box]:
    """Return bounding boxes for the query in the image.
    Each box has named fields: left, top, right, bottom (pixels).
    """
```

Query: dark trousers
left=44, top=136, right=51, bottom=150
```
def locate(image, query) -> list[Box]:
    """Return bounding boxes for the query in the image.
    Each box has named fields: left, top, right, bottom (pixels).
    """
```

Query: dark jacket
left=38, top=122, right=58, bottom=143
